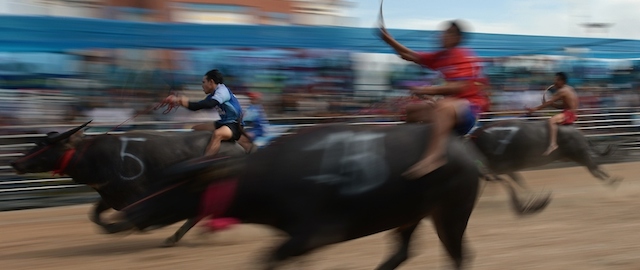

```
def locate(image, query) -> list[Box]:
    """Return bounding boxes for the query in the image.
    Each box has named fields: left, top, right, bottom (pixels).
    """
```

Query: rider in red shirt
left=417, top=48, right=489, bottom=112
left=379, top=20, right=490, bottom=179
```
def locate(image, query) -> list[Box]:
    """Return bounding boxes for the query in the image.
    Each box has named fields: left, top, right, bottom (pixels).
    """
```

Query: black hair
left=448, top=20, right=464, bottom=37
left=555, top=72, right=568, bottom=82
left=444, top=20, right=467, bottom=46
left=446, top=20, right=466, bottom=38
left=205, top=69, right=224, bottom=84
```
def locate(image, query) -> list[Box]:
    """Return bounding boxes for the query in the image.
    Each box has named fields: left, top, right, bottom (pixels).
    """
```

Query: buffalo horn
left=48, top=120, right=93, bottom=143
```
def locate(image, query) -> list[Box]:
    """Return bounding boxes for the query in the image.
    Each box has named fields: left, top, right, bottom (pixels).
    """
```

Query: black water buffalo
left=469, top=119, right=622, bottom=209
left=407, top=100, right=621, bottom=212
left=10, top=121, right=249, bottom=246
left=406, top=99, right=620, bottom=186
left=12, top=124, right=528, bottom=269
left=13, top=122, right=541, bottom=269
left=135, top=123, right=538, bottom=270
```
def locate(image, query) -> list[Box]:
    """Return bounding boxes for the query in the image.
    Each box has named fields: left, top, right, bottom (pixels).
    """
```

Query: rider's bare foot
left=403, top=155, right=447, bottom=180
left=543, top=144, right=558, bottom=156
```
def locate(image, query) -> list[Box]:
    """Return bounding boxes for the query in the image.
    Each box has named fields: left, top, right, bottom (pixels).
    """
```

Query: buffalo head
left=11, top=120, right=91, bottom=174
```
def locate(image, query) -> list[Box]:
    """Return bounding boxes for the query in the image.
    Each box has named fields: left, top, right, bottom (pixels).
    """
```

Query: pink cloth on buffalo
left=199, top=179, right=240, bottom=231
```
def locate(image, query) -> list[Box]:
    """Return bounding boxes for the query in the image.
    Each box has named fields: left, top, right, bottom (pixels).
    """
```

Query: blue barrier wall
left=1, top=16, right=639, bottom=59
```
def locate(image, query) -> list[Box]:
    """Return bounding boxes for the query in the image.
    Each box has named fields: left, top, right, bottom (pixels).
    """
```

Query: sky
left=348, top=0, right=640, bottom=39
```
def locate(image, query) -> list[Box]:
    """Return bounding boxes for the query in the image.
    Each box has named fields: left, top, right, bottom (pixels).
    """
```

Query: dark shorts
left=454, top=103, right=480, bottom=136
left=215, top=122, right=242, bottom=141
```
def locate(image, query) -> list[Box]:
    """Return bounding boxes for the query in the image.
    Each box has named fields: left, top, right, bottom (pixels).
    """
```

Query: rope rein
left=106, top=94, right=181, bottom=134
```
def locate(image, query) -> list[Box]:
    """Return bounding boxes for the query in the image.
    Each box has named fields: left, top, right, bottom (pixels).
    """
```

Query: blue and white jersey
left=208, top=84, right=243, bottom=125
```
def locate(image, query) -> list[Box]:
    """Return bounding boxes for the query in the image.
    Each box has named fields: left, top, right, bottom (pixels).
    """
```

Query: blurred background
left=1, top=3, right=640, bottom=269
left=0, top=0, right=639, bottom=209
left=0, top=0, right=637, bottom=132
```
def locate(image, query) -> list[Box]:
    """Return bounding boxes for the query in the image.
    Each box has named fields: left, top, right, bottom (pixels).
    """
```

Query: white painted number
left=484, top=126, right=520, bottom=155
left=304, top=131, right=389, bottom=195
left=119, top=137, right=147, bottom=180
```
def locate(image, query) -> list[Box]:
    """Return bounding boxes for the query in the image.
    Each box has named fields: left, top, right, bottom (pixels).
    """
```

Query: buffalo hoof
left=262, top=261, right=278, bottom=270
left=162, top=236, right=178, bottom=248
left=101, top=221, right=135, bottom=235
left=607, top=176, right=623, bottom=188
left=518, top=190, right=552, bottom=215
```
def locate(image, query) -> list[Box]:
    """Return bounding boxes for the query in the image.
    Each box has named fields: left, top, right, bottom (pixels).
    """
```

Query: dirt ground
left=1, top=162, right=639, bottom=270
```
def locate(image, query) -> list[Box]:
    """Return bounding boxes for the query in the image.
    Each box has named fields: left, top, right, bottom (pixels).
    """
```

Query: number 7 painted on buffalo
left=483, top=126, right=520, bottom=155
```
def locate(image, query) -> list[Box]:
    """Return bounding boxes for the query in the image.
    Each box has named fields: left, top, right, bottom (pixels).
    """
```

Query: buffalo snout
left=10, top=161, right=25, bottom=175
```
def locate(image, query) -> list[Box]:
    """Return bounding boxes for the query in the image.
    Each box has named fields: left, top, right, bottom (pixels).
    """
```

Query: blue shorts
left=454, top=104, right=480, bottom=136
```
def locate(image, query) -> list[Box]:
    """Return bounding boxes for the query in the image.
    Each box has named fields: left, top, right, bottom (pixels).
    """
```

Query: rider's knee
left=549, top=115, right=564, bottom=124
left=214, top=128, right=234, bottom=141
left=435, top=101, right=457, bottom=115
left=212, top=131, right=225, bottom=140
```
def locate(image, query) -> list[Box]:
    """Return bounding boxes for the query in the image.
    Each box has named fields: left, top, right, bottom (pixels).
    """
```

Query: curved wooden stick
left=541, top=84, right=555, bottom=104
left=378, top=0, right=385, bottom=28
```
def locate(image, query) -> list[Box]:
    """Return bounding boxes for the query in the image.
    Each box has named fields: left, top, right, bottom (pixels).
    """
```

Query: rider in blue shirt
left=243, top=92, right=269, bottom=141
left=167, top=69, right=244, bottom=156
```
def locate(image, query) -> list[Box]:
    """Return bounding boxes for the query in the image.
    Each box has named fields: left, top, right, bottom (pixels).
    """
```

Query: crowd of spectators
left=0, top=49, right=638, bottom=133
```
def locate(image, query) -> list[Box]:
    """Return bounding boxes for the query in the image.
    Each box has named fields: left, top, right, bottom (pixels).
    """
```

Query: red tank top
left=417, top=47, right=490, bottom=112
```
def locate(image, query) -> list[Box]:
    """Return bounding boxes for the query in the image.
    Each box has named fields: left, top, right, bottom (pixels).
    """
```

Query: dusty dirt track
left=1, top=162, right=639, bottom=270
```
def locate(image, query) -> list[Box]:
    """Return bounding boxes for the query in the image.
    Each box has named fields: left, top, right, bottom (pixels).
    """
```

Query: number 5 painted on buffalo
left=304, top=131, right=389, bottom=195
left=119, top=137, right=147, bottom=180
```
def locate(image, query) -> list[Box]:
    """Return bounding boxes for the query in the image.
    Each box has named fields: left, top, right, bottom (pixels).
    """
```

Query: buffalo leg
left=162, top=217, right=202, bottom=247
left=263, top=228, right=338, bottom=270
left=569, top=149, right=623, bottom=186
left=505, top=172, right=554, bottom=214
left=88, top=199, right=137, bottom=234
left=375, top=222, right=420, bottom=270
left=507, top=172, right=528, bottom=190
left=89, top=199, right=111, bottom=228
left=431, top=203, right=475, bottom=269
left=263, top=235, right=312, bottom=270
left=496, top=177, right=551, bottom=215
left=101, top=220, right=136, bottom=234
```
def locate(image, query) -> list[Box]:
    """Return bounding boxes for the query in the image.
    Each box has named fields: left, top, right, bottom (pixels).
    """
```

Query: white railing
left=2, top=108, right=639, bottom=194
